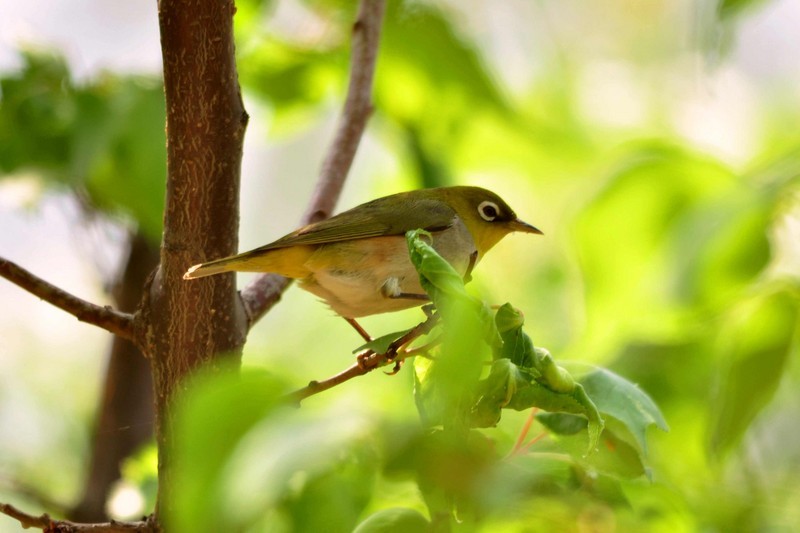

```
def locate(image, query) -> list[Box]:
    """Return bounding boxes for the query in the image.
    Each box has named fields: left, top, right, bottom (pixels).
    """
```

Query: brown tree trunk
left=140, top=0, right=249, bottom=521
left=71, top=233, right=159, bottom=522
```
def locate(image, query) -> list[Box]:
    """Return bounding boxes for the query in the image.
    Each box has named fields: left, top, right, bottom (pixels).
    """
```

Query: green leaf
left=536, top=413, right=588, bottom=436
left=470, top=359, right=603, bottom=453
left=407, top=229, right=498, bottom=432
left=576, top=366, right=669, bottom=455
left=167, top=367, right=288, bottom=532
left=709, top=288, right=800, bottom=456
left=352, top=327, right=416, bottom=354
left=353, top=508, right=430, bottom=533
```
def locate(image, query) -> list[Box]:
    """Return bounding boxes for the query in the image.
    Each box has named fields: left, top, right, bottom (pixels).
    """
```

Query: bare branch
left=286, top=313, right=439, bottom=404
left=0, top=257, right=135, bottom=342
left=241, top=0, right=387, bottom=327
left=0, top=502, right=154, bottom=532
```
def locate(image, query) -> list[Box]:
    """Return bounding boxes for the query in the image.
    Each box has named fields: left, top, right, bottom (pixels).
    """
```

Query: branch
left=0, top=257, right=135, bottom=342
left=0, top=502, right=153, bottom=532
left=286, top=312, right=439, bottom=404
left=241, top=0, right=387, bottom=327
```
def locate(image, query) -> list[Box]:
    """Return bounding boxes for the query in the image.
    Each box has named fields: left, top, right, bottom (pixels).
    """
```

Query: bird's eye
left=478, top=201, right=500, bottom=221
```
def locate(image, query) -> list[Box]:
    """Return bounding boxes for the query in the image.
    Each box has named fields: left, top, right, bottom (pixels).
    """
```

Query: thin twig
left=0, top=257, right=135, bottom=341
left=285, top=348, right=410, bottom=405
left=241, top=0, right=387, bottom=327
left=0, top=502, right=153, bottom=532
left=286, top=312, right=438, bottom=403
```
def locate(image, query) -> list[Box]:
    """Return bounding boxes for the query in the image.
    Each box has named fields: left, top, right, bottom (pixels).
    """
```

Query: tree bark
left=142, top=0, right=248, bottom=520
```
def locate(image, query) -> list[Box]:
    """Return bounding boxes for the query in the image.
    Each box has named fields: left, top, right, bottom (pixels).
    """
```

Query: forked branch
left=241, top=0, right=387, bottom=327
left=0, top=257, right=135, bottom=341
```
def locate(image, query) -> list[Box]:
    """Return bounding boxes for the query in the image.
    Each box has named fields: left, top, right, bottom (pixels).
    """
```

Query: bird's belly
left=299, top=229, right=475, bottom=318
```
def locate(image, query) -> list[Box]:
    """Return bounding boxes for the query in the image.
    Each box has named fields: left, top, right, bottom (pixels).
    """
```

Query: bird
left=184, top=186, right=541, bottom=338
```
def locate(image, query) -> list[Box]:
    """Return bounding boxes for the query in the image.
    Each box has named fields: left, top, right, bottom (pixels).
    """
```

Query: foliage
left=164, top=233, right=666, bottom=530
left=3, top=0, right=800, bottom=531
left=0, top=52, right=165, bottom=242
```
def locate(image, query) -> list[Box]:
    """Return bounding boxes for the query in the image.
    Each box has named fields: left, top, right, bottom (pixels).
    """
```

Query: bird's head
left=442, top=186, right=542, bottom=256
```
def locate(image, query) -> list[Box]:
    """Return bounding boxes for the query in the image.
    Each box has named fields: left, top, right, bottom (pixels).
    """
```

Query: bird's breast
left=298, top=222, right=477, bottom=318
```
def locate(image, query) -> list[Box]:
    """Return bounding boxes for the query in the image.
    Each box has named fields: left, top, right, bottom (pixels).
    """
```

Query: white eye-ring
left=478, top=200, right=500, bottom=221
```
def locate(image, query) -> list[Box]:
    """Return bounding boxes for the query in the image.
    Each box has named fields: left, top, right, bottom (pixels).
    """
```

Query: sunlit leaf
left=709, top=288, right=800, bottom=456
left=576, top=366, right=669, bottom=455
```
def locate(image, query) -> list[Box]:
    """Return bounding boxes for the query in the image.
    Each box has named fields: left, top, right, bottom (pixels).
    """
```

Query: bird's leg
left=344, top=317, right=372, bottom=343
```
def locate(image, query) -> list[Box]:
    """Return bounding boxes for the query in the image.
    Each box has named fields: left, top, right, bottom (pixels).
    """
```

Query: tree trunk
left=140, top=0, right=249, bottom=521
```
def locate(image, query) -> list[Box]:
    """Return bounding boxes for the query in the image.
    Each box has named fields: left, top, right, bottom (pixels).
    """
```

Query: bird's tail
left=183, top=245, right=312, bottom=280
left=183, top=256, right=240, bottom=279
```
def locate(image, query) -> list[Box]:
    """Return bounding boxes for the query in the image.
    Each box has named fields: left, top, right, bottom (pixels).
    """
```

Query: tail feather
left=184, top=245, right=314, bottom=280
left=183, top=257, right=238, bottom=279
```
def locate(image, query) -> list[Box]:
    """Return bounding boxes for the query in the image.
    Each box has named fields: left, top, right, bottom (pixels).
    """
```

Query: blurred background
left=1, top=0, right=799, bottom=531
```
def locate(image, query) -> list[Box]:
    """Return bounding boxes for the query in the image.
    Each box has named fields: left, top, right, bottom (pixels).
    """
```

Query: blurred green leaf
left=239, top=38, right=345, bottom=133
left=670, top=188, right=772, bottom=311
left=169, top=366, right=382, bottom=532
left=0, top=51, right=166, bottom=241
left=0, top=52, right=74, bottom=174
left=407, top=229, right=496, bottom=431
left=167, top=367, right=288, bottom=532
left=539, top=428, right=646, bottom=480
left=284, top=445, right=377, bottom=533
left=353, top=507, right=430, bottom=533
left=413, top=429, right=495, bottom=521
left=80, top=78, right=167, bottom=240
left=574, top=143, right=742, bottom=352
left=380, top=1, right=508, bottom=119
left=717, top=0, right=770, bottom=19
left=709, top=288, right=800, bottom=456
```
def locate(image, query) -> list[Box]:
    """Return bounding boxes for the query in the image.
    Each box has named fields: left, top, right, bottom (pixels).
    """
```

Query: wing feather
left=249, top=195, right=456, bottom=252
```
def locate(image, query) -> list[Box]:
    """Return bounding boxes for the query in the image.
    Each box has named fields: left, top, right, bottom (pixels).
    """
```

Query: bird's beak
left=508, top=218, right=543, bottom=235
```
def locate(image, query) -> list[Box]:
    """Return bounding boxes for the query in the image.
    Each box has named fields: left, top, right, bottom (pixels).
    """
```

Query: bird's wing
left=252, top=196, right=457, bottom=252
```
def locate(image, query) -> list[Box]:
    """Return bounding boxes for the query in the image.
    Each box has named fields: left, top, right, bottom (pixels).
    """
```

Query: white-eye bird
left=184, top=186, right=541, bottom=329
